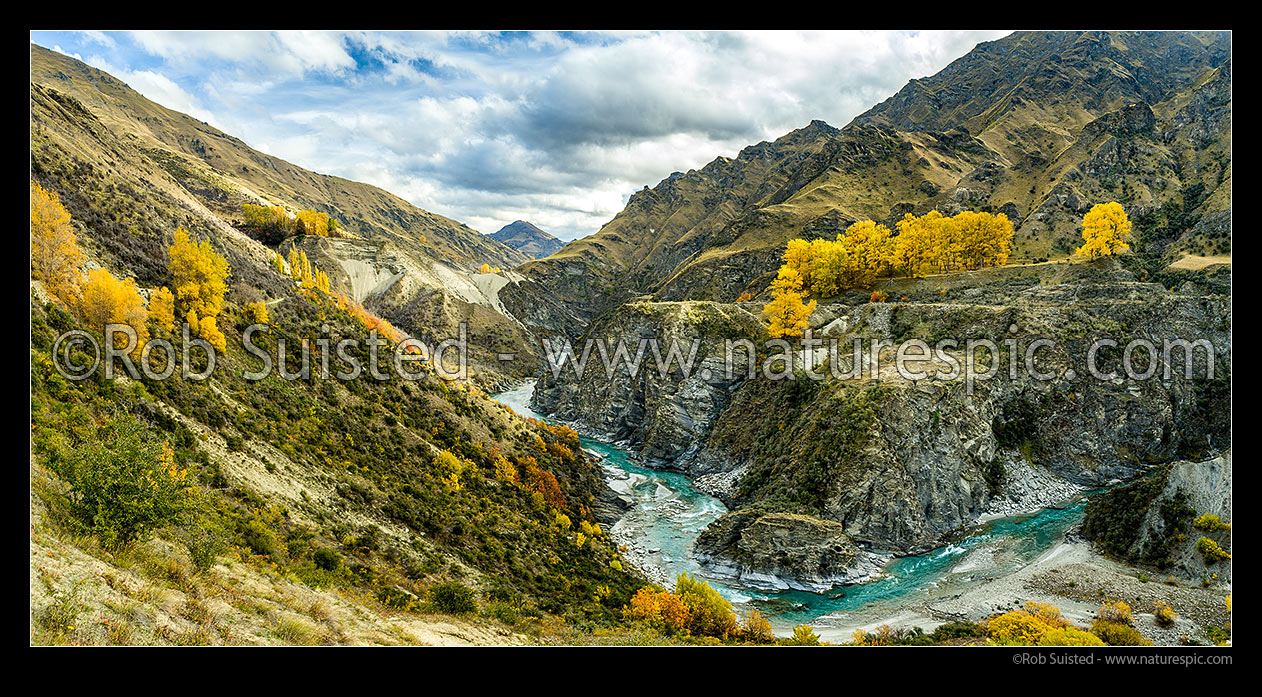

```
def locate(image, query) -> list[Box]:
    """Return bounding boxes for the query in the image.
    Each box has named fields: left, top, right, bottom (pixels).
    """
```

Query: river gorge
left=494, top=381, right=1097, bottom=637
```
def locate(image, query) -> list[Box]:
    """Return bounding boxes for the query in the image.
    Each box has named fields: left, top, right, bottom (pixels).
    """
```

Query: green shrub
left=1205, top=625, right=1232, bottom=645
left=312, top=547, right=341, bottom=571
left=174, top=520, right=228, bottom=573
left=485, top=601, right=520, bottom=626
left=240, top=519, right=286, bottom=562
left=1091, top=619, right=1152, bottom=646
left=46, top=414, right=196, bottom=548
left=378, top=586, right=422, bottom=612
left=930, top=621, right=986, bottom=641
left=430, top=581, right=477, bottom=614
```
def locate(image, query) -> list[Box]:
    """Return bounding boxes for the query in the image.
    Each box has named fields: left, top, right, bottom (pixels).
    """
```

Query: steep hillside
left=490, top=221, right=564, bottom=260
left=30, top=45, right=648, bottom=645
left=30, top=44, right=536, bottom=386
left=30, top=45, right=528, bottom=272
left=506, top=31, right=1231, bottom=337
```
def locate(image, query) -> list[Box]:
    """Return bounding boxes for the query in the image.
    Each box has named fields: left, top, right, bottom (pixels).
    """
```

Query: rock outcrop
left=693, top=511, right=887, bottom=591
left=531, top=301, right=765, bottom=466
left=1085, top=450, right=1232, bottom=583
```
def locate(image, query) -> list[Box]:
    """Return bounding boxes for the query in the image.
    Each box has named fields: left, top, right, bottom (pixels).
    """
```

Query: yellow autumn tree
left=77, top=268, right=149, bottom=351
left=295, top=209, right=330, bottom=237
left=892, top=211, right=947, bottom=277
left=774, top=210, right=1014, bottom=298
left=287, top=247, right=302, bottom=284
left=762, top=266, right=816, bottom=339
left=168, top=228, right=230, bottom=350
left=434, top=450, right=464, bottom=489
left=270, top=251, right=287, bottom=275
left=242, top=203, right=289, bottom=232
left=782, top=238, right=818, bottom=290
left=953, top=210, right=1014, bottom=269
left=811, top=239, right=852, bottom=297
left=199, top=315, right=227, bottom=353
left=299, top=251, right=314, bottom=290
left=149, top=286, right=176, bottom=333
left=31, top=181, right=85, bottom=303
left=1076, top=202, right=1131, bottom=260
left=244, top=300, right=269, bottom=325
left=889, top=210, right=1013, bottom=276
left=829, top=220, right=890, bottom=289
left=492, top=454, right=517, bottom=483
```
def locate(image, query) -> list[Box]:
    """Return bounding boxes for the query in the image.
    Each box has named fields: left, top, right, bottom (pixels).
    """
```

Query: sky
left=32, top=30, right=1010, bottom=241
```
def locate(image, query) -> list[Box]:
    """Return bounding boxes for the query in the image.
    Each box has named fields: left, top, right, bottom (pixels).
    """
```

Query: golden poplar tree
left=149, top=286, right=176, bottom=333
left=811, top=240, right=851, bottom=298
left=295, top=209, right=330, bottom=237
left=31, top=181, right=85, bottom=303
left=168, top=228, right=230, bottom=350
left=892, top=212, right=935, bottom=278
left=762, top=267, right=816, bottom=339
left=1076, top=202, right=1131, bottom=260
left=782, top=239, right=818, bottom=290
left=288, top=247, right=302, bottom=283
left=77, top=268, right=150, bottom=351
left=270, top=251, right=287, bottom=275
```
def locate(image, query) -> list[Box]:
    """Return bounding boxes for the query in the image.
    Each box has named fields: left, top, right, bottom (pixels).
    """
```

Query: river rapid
left=492, top=381, right=1089, bottom=634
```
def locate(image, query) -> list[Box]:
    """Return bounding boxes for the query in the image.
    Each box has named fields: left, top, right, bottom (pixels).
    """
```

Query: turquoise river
left=493, top=381, right=1091, bottom=632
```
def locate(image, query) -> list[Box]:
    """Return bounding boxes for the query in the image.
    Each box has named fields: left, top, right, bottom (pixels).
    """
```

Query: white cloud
left=82, top=54, right=220, bottom=126
left=36, top=30, right=1010, bottom=240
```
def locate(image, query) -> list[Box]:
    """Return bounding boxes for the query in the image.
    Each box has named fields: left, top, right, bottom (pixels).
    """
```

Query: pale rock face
left=1131, top=451, right=1232, bottom=582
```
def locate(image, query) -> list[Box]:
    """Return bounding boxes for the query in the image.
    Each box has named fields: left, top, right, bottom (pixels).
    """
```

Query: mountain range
left=32, top=31, right=1231, bottom=348
left=505, top=30, right=1230, bottom=335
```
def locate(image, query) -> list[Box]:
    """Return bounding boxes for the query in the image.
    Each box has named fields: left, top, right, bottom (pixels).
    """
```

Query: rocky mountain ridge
left=507, top=31, right=1230, bottom=340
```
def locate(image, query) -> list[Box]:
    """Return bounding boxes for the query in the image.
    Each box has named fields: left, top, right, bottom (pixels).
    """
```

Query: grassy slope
left=30, top=44, right=528, bottom=273
left=31, top=44, right=543, bottom=388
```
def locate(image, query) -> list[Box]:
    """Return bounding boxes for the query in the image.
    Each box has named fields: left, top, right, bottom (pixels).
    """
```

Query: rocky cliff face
left=692, top=511, right=888, bottom=592
left=532, top=301, right=765, bottom=465
left=1084, top=450, right=1232, bottom=582
left=531, top=260, right=1230, bottom=586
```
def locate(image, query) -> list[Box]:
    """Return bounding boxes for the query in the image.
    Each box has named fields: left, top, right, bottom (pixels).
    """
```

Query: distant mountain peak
left=489, top=220, right=564, bottom=260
